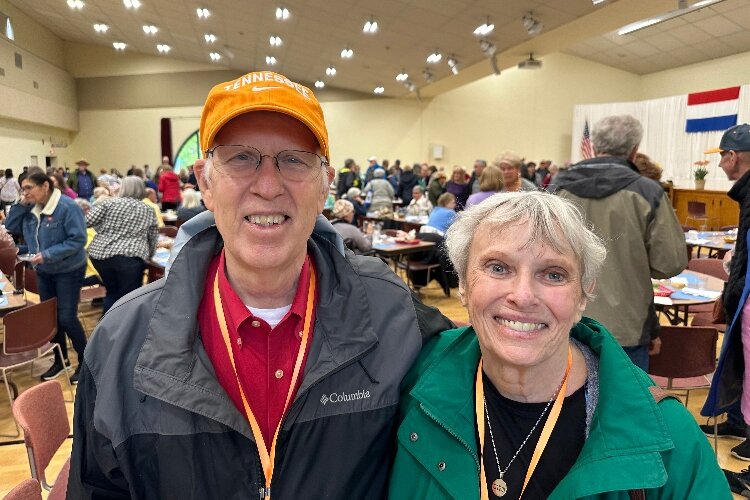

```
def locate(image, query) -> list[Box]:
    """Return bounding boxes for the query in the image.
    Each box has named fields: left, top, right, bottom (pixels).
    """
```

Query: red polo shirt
left=198, top=250, right=316, bottom=446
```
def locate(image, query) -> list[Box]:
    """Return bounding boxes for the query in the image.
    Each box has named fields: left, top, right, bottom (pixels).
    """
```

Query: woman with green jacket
left=389, top=192, right=729, bottom=499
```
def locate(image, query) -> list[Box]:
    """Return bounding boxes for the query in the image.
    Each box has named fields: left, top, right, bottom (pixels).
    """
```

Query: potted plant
left=693, top=160, right=709, bottom=190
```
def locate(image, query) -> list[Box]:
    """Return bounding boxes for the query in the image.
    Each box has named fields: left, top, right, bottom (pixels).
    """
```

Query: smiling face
left=460, top=220, right=587, bottom=370
left=498, top=162, right=519, bottom=185
left=196, top=111, right=333, bottom=277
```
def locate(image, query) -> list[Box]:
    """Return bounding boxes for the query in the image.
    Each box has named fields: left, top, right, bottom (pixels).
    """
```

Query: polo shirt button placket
left=251, top=320, right=261, bottom=328
left=275, top=369, right=284, bottom=379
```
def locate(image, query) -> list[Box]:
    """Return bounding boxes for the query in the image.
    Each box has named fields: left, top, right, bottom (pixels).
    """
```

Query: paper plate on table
left=17, top=253, right=36, bottom=262
left=395, top=238, right=421, bottom=245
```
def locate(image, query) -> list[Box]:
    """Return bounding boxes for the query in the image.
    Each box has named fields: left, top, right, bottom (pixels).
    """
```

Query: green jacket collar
left=409, top=318, right=674, bottom=498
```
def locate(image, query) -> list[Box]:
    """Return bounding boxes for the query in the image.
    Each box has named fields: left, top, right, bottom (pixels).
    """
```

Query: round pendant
left=491, top=478, right=507, bottom=497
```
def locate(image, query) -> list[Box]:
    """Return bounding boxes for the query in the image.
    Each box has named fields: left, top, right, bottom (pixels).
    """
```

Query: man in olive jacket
left=555, top=115, right=687, bottom=371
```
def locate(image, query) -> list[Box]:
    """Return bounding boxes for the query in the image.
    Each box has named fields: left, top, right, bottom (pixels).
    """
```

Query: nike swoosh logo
left=252, top=86, right=282, bottom=92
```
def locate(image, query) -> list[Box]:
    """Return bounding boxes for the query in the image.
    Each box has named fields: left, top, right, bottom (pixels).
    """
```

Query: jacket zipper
left=254, top=339, right=379, bottom=499
left=420, top=403, right=480, bottom=471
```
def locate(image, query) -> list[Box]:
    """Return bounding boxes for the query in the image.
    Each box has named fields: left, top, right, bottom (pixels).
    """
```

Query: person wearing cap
left=68, top=158, right=97, bottom=199
left=335, top=158, right=360, bottom=199
left=703, top=123, right=750, bottom=482
left=363, top=155, right=383, bottom=185
left=330, top=199, right=372, bottom=254
left=554, top=114, right=687, bottom=371
left=68, top=70, right=452, bottom=499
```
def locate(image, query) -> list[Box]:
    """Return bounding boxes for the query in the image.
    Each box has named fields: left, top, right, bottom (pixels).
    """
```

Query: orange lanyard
left=476, top=346, right=572, bottom=500
left=213, top=266, right=316, bottom=499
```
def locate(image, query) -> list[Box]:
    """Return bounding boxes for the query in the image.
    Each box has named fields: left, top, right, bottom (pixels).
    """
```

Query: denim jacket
left=6, top=189, right=87, bottom=274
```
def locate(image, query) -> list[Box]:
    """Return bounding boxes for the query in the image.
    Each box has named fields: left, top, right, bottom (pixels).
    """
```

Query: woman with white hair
left=86, top=175, right=158, bottom=314
left=330, top=199, right=372, bottom=254
left=389, top=191, right=727, bottom=499
left=363, top=168, right=395, bottom=213
left=176, top=188, right=205, bottom=222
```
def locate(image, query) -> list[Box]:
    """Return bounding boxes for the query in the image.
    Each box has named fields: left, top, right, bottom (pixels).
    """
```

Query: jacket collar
left=32, top=188, right=61, bottom=217
left=133, top=221, right=376, bottom=439
left=728, top=168, right=750, bottom=203
left=410, top=320, right=674, bottom=498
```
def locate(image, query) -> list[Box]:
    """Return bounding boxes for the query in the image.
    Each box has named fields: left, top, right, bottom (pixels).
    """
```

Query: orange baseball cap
left=199, top=70, right=329, bottom=159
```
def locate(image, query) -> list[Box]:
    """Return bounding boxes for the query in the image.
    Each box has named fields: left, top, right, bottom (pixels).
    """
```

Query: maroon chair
left=2, top=479, right=42, bottom=500
left=12, top=381, right=71, bottom=496
left=0, top=246, right=18, bottom=281
left=685, top=201, right=719, bottom=230
left=159, top=226, right=178, bottom=238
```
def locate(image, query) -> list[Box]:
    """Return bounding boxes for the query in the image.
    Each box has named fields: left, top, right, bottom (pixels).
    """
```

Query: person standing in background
left=158, top=164, right=181, bottom=210
left=0, top=168, right=21, bottom=212
left=68, top=159, right=97, bottom=199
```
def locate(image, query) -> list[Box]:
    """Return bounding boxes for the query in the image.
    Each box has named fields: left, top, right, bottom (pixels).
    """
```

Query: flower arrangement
left=693, top=160, right=709, bottom=180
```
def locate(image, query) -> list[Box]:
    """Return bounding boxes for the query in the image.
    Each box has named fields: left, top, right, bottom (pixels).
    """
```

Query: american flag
left=580, top=119, right=594, bottom=159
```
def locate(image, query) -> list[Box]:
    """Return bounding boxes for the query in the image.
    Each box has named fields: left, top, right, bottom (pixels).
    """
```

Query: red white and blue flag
left=580, top=119, right=594, bottom=159
left=685, top=86, right=740, bottom=132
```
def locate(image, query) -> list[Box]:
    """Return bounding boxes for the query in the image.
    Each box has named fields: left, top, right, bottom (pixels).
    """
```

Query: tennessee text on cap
left=704, top=123, right=750, bottom=154
left=200, top=70, right=329, bottom=159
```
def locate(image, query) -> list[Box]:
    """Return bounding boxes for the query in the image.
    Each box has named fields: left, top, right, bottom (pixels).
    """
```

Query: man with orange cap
left=68, top=71, right=451, bottom=499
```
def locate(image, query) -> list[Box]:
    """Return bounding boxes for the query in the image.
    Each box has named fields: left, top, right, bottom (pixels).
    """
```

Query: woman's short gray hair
left=181, top=188, right=201, bottom=209
left=445, top=191, right=606, bottom=300
left=591, top=115, right=643, bottom=157
left=118, top=176, right=146, bottom=200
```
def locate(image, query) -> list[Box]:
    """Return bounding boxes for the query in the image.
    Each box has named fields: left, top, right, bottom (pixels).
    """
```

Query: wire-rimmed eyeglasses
left=205, top=145, right=329, bottom=181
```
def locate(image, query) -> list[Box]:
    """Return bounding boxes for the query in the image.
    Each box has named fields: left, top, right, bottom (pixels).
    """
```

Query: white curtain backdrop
left=571, top=84, right=750, bottom=191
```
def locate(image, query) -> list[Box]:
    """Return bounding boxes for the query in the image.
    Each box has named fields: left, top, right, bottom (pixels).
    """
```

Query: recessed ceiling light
left=426, top=51, right=442, bottom=64
left=157, top=44, right=170, bottom=53
left=67, top=0, right=84, bottom=10
left=209, top=52, right=221, bottom=61
left=266, top=56, right=277, bottom=65
left=93, top=23, right=109, bottom=33
left=269, top=35, right=282, bottom=47
left=363, top=17, right=378, bottom=33
left=112, top=42, right=127, bottom=51
left=396, top=72, right=408, bottom=81
left=326, top=66, right=336, bottom=76
left=473, top=18, right=494, bottom=36
left=123, top=0, right=141, bottom=9
left=373, top=86, right=385, bottom=94
left=204, top=33, right=216, bottom=43
left=196, top=7, right=210, bottom=19
left=340, top=47, right=353, bottom=59
left=315, top=80, right=325, bottom=88
left=276, top=7, right=290, bottom=20
left=142, top=25, right=158, bottom=35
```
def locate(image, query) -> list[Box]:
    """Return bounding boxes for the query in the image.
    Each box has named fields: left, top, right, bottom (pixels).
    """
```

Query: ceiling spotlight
left=112, top=42, right=127, bottom=51
left=426, top=51, right=442, bottom=64
left=340, top=47, right=353, bottom=58
left=447, top=56, right=459, bottom=75
left=142, top=25, right=158, bottom=35
left=326, top=66, right=337, bottom=76
left=266, top=56, right=277, bottom=65
left=518, top=53, right=542, bottom=69
left=270, top=35, right=282, bottom=47
left=67, top=0, right=84, bottom=9
left=396, top=72, right=408, bottom=82
left=422, top=69, right=434, bottom=82
left=404, top=81, right=417, bottom=93
left=123, top=0, right=141, bottom=8
left=196, top=8, right=210, bottom=19
left=479, top=38, right=496, bottom=56
left=592, top=0, right=607, bottom=4
left=523, top=13, right=543, bottom=36
left=204, top=33, right=216, bottom=43
left=473, top=17, right=494, bottom=36
left=93, top=23, right=109, bottom=33
left=157, top=44, right=171, bottom=54
left=374, top=86, right=385, bottom=94
left=209, top=52, right=221, bottom=61
left=363, top=17, right=378, bottom=33
left=276, top=7, right=290, bottom=20
left=315, top=80, right=325, bottom=88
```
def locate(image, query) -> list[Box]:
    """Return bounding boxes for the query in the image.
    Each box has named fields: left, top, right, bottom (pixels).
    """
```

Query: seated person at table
left=73, top=198, right=103, bottom=288
left=330, top=199, right=372, bottom=254
left=345, top=187, right=367, bottom=226
left=142, top=187, right=165, bottom=228
left=176, top=188, right=206, bottom=222
left=363, top=168, right=395, bottom=213
left=407, top=185, right=432, bottom=216
left=389, top=191, right=729, bottom=499
left=465, top=165, right=503, bottom=208
left=420, top=193, right=456, bottom=236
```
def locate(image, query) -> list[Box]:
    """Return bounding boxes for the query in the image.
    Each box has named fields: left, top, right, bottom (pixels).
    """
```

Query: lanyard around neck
left=213, top=263, right=316, bottom=499
left=476, top=346, right=573, bottom=500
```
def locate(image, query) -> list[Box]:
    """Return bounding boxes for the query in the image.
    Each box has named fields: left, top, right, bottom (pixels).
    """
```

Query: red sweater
left=158, top=170, right=181, bottom=203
